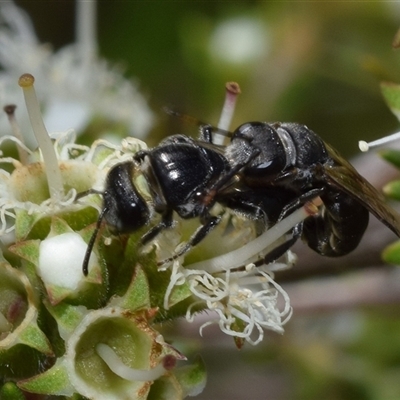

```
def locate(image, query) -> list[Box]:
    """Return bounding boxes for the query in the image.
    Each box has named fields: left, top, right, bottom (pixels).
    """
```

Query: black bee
left=205, top=121, right=400, bottom=258
left=80, top=134, right=232, bottom=275
left=80, top=121, right=400, bottom=275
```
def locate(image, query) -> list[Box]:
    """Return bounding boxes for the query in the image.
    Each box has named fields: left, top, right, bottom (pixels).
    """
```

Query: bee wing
left=324, top=143, right=400, bottom=237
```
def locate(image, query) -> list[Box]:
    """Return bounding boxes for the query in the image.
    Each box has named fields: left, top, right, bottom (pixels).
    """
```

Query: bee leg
left=157, top=213, right=222, bottom=265
left=255, top=222, right=303, bottom=267
left=133, top=149, right=150, bottom=162
left=141, top=209, right=174, bottom=244
left=199, top=125, right=214, bottom=143
left=278, top=188, right=324, bottom=222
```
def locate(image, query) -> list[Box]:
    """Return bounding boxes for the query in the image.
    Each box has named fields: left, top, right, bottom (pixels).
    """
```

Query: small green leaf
left=382, top=240, right=400, bottom=264
left=49, top=216, right=74, bottom=236
left=45, top=284, right=77, bottom=306
left=14, top=209, right=41, bottom=241
left=18, top=322, right=53, bottom=356
left=120, top=265, right=151, bottom=311
left=45, top=302, right=86, bottom=339
left=148, top=375, right=183, bottom=400
left=383, top=180, right=400, bottom=200
left=379, top=149, right=400, bottom=169
left=174, top=355, right=207, bottom=397
left=8, top=240, right=40, bottom=265
left=381, top=82, right=400, bottom=121
left=167, top=282, right=192, bottom=309
left=18, top=359, right=74, bottom=396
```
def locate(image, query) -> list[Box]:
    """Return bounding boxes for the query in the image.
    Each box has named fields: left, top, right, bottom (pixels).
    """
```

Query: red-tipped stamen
left=3, top=104, right=30, bottom=164
left=217, top=82, right=241, bottom=132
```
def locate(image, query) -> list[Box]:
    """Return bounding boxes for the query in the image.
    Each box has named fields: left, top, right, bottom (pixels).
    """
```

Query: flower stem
left=18, top=73, right=64, bottom=200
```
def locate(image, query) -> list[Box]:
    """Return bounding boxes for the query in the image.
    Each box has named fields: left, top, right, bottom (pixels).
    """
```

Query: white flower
left=0, top=1, right=153, bottom=147
left=0, top=129, right=147, bottom=238
left=160, top=201, right=320, bottom=345
left=200, top=267, right=292, bottom=345
left=166, top=260, right=293, bottom=346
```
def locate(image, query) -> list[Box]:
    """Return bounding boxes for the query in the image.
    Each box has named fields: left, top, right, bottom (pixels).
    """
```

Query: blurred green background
left=14, top=1, right=400, bottom=399
left=15, top=0, right=400, bottom=154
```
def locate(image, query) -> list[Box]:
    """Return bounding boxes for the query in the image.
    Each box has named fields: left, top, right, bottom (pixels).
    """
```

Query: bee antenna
left=162, top=106, right=208, bottom=126
left=82, top=206, right=108, bottom=276
left=359, top=130, right=400, bottom=152
left=163, top=106, right=233, bottom=142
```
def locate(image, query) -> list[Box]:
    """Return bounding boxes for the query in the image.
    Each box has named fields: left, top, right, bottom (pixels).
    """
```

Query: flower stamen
left=185, top=198, right=319, bottom=274
left=3, top=105, right=30, bottom=164
left=96, top=343, right=168, bottom=382
left=359, top=130, right=400, bottom=152
left=214, top=82, right=241, bottom=145
left=18, top=73, right=64, bottom=200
